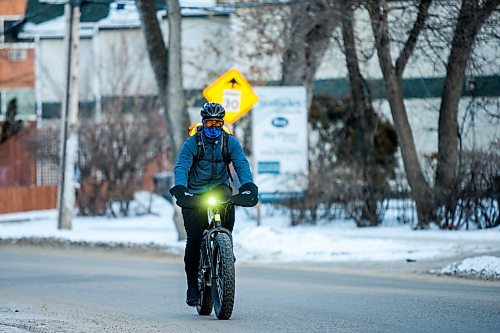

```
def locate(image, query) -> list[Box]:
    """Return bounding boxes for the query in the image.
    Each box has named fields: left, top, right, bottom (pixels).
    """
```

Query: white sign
left=252, top=87, right=308, bottom=202
left=222, top=89, right=242, bottom=113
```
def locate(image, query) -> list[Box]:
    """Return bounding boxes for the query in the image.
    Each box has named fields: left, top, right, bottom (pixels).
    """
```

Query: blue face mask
left=204, top=126, right=222, bottom=138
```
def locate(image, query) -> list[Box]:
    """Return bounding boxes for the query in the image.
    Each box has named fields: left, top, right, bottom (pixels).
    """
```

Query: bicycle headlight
left=207, top=196, right=217, bottom=207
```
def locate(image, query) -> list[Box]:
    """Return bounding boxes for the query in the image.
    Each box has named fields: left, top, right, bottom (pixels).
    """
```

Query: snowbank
left=439, top=256, right=500, bottom=280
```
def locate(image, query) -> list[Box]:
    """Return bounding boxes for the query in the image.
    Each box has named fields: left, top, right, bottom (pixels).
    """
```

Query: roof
left=24, top=0, right=226, bottom=25
left=26, top=0, right=106, bottom=25
left=20, top=0, right=228, bottom=38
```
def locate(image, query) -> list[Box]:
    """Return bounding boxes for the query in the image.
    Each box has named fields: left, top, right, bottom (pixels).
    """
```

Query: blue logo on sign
left=272, top=117, right=289, bottom=128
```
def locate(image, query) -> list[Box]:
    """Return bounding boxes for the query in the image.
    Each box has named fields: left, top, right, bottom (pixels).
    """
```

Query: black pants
left=181, top=186, right=235, bottom=290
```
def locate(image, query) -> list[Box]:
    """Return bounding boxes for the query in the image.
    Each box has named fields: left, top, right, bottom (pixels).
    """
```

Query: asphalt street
left=0, top=245, right=499, bottom=333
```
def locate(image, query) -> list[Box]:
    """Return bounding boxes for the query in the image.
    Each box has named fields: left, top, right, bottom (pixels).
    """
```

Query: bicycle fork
left=204, top=209, right=233, bottom=284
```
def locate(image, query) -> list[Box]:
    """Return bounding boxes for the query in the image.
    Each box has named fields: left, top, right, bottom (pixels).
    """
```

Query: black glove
left=169, top=185, right=196, bottom=208
left=232, top=182, right=258, bottom=207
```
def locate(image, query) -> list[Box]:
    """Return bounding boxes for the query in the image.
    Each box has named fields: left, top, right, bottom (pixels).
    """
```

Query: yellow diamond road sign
left=203, top=68, right=259, bottom=125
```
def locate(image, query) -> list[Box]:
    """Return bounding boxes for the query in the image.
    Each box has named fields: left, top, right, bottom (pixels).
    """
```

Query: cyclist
left=170, top=102, right=258, bottom=307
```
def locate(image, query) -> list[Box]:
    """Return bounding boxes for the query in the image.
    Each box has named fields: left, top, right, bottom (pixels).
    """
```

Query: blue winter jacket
left=174, top=130, right=253, bottom=194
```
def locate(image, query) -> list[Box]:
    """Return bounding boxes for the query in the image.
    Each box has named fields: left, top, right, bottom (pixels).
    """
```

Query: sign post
left=252, top=87, right=308, bottom=207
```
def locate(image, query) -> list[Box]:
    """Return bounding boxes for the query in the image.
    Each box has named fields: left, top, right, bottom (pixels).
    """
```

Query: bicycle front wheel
left=211, top=233, right=235, bottom=320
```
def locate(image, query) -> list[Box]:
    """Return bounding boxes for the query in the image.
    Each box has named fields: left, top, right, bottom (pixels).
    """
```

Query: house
left=19, top=0, right=231, bottom=121
left=0, top=0, right=36, bottom=123
left=2, top=0, right=236, bottom=212
left=15, top=1, right=499, bottom=156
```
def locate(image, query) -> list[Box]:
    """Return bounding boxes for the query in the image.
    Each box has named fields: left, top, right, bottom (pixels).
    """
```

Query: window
left=3, top=20, right=21, bottom=43
left=8, top=48, right=27, bottom=61
left=0, top=90, right=36, bottom=118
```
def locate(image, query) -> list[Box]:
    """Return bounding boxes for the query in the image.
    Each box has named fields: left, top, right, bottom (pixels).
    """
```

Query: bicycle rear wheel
left=211, top=233, right=235, bottom=320
left=196, top=238, right=212, bottom=315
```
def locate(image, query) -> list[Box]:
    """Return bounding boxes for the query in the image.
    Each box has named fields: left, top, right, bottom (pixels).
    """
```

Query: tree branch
left=136, top=0, right=168, bottom=93
left=395, top=0, right=432, bottom=78
left=474, top=0, right=500, bottom=34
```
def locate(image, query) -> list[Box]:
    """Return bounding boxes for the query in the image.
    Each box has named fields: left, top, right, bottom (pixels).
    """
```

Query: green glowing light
left=207, top=196, right=217, bottom=207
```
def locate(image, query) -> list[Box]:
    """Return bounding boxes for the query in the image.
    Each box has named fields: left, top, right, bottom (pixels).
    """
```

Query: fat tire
left=196, top=238, right=212, bottom=316
left=211, top=233, right=235, bottom=320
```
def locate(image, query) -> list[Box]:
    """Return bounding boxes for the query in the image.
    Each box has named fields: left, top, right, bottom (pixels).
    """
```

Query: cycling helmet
left=200, top=102, right=225, bottom=119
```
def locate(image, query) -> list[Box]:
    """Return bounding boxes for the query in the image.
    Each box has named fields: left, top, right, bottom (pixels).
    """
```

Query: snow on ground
left=0, top=193, right=499, bottom=278
left=438, top=256, right=500, bottom=280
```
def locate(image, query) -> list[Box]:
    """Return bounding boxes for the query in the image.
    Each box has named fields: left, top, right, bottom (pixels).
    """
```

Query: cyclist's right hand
left=169, top=185, right=196, bottom=208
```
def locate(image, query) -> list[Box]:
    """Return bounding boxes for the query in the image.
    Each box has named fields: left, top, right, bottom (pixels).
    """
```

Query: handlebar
left=174, top=188, right=257, bottom=209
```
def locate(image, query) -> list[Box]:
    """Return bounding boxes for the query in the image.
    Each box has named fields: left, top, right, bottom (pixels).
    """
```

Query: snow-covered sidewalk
left=0, top=193, right=499, bottom=279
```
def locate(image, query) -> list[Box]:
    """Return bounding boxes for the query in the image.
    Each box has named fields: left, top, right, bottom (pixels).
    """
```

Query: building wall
left=0, top=44, right=35, bottom=119
left=0, top=46, right=35, bottom=88
left=97, top=29, right=155, bottom=98
left=36, top=15, right=231, bottom=106
left=0, top=0, right=28, bottom=16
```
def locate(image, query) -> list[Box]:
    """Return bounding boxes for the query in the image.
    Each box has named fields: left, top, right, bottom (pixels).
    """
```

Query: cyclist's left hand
left=232, top=182, right=258, bottom=207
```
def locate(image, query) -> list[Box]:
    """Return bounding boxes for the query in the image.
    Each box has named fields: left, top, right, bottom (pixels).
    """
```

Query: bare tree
left=136, top=0, right=189, bottom=239
left=368, top=0, right=439, bottom=227
left=280, top=0, right=340, bottom=109
left=435, top=0, right=499, bottom=207
left=367, top=0, right=499, bottom=227
left=235, top=1, right=340, bottom=110
left=340, top=0, right=381, bottom=225
left=77, top=106, right=165, bottom=217
left=136, top=0, right=188, bottom=158
left=236, top=1, right=399, bottom=226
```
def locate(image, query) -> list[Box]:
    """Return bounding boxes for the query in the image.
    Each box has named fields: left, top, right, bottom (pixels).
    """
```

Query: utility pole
left=57, top=0, right=80, bottom=230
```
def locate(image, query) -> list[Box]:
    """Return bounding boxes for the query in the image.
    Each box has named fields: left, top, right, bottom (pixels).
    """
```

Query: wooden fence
left=0, top=186, right=58, bottom=214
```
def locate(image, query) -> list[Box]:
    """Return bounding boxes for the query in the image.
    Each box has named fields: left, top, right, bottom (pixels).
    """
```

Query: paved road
left=0, top=245, right=499, bottom=333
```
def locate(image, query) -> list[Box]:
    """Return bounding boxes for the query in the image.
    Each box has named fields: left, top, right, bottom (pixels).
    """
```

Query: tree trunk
left=137, top=0, right=188, bottom=240
left=167, top=0, right=188, bottom=240
left=368, top=0, right=434, bottom=227
left=281, top=0, right=339, bottom=110
left=167, top=0, right=189, bottom=157
left=136, top=0, right=185, bottom=158
left=341, top=0, right=379, bottom=226
left=136, top=0, right=168, bottom=93
left=435, top=0, right=499, bottom=203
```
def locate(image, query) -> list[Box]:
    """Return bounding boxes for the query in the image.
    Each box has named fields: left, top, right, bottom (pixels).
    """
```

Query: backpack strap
left=194, top=129, right=205, bottom=162
left=221, top=132, right=234, bottom=182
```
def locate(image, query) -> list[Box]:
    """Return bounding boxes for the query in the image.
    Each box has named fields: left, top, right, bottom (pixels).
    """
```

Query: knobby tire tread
left=212, top=233, right=235, bottom=320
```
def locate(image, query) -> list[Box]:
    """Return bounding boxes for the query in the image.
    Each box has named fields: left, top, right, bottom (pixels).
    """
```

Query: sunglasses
left=203, top=119, right=224, bottom=128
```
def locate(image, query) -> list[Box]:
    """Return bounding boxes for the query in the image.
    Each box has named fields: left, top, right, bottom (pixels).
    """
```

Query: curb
left=0, top=237, right=183, bottom=256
